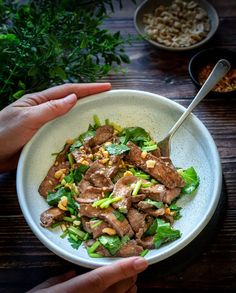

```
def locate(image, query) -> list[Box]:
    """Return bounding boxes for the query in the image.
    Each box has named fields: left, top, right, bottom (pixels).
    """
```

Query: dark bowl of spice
left=188, top=47, right=236, bottom=95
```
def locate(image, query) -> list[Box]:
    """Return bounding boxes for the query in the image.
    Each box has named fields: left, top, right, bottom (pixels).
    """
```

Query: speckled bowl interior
left=17, top=90, right=222, bottom=268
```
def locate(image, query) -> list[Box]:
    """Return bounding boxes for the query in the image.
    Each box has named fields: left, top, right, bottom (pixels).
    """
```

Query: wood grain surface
left=0, top=0, right=236, bottom=292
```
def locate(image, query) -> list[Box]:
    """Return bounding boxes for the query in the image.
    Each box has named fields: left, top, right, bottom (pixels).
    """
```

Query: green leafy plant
left=0, top=0, right=135, bottom=109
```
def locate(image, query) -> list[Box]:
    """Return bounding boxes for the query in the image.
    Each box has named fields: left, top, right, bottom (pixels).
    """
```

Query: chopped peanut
left=123, top=171, right=133, bottom=177
left=165, top=208, right=171, bottom=215
left=104, top=142, right=112, bottom=146
left=100, top=158, right=109, bottom=164
left=81, top=160, right=89, bottom=166
left=102, top=228, right=116, bottom=235
left=141, top=151, right=148, bottom=158
left=146, top=160, right=156, bottom=168
left=60, top=196, right=68, bottom=207
left=60, top=224, right=67, bottom=231
left=58, top=201, right=67, bottom=211
left=73, top=220, right=81, bottom=226
left=103, top=150, right=109, bottom=158
left=54, top=168, right=67, bottom=180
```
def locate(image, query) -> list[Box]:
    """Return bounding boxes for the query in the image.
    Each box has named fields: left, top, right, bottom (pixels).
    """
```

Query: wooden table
left=0, top=0, right=235, bottom=291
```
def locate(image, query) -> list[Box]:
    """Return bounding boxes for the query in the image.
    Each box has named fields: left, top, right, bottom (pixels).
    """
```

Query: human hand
left=27, top=256, right=148, bottom=293
left=0, top=83, right=111, bottom=172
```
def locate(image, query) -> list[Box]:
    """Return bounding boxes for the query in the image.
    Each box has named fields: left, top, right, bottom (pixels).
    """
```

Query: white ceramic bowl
left=16, top=89, right=222, bottom=268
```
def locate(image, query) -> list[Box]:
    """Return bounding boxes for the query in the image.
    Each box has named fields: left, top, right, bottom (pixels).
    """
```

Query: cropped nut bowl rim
left=16, top=89, right=222, bottom=268
left=134, top=0, right=219, bottom=51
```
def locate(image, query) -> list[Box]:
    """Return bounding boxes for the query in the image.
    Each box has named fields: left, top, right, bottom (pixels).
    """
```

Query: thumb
left=57, top=257, right=148, bottom=293
left=30, top=93, right=77, bottom=128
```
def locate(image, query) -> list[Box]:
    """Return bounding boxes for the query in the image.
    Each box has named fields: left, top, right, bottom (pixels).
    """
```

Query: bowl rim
left=16, top=89, right=222, bottom=268
left=188, top=47, right=236, bottom=92
left=134, top=0, right=219, bottom=51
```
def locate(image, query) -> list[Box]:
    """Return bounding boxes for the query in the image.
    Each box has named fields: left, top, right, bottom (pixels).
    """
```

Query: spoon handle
left=167, top=59, right=231, bottom=138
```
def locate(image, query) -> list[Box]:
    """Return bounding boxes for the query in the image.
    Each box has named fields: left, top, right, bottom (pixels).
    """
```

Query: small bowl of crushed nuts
left=188, top=47, right=236, bottom=95
left=134, top=0, right=219, bottom=51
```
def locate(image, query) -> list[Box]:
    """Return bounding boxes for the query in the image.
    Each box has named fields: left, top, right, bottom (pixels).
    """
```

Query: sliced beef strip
left=140, top=184, right=166, bottom=202
left=88, top=125, right=114, bottom=147
left=38, top=143, right=70, bottom=197
left=112, top=175, right=138, bottom=213
left=127, top=207, right=147, bottom=239
left=143, top=208, right=165, bottom=217
left=105, top=155, right=123, bottom=179
left=164, top=187, right=181, bottom=204
left=79, top=204, right=134, bottom=238
left=115, top=240, right=144, bottom=257
left=131, top=193, right=147, bottom=203
left=84, top=161, right=114, bottom=192
left=40, top=207, right=65, bottom=227
left=81, top=217, right=112, bottom=239
left=137, top=236, right=154, bottom=249
left=76, top=187, right=103, bottom=203
left=137, top=201, right=153, bottom=210
left=127, top=208, right=146, bottom=234
left=126, top=141, right=185, bottom=189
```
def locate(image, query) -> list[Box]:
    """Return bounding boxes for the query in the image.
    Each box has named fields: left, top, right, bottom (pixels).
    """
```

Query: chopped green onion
left=60, top=230, right=68, bottom=239
left=150, top=179, right=158, bottom=184
left=141, top=144, right=158, bottom=152
left=67, top=153, right=74, bottom=166
left=63, top=216, right=74, bottom=222
left=91, top=220, right=103, bottom=229
left=50, top=221, right=63, bottom=228
left=68, top=226, right=86, bottom=240
left=87, top=240, right=101, bottom=254
left=110, top=122, right=123, bottom=132
left=105, top=118, right=110, bottom=125
left=100, top=197, right=122, bottom=209
left=141, top=182, right=153, bottom=188
left=132, top=180, right=142, bottom=196
left=92, top=198, right=108, bottom=208
left=88, top=252, right=103, bottom=258
left=140, top=249, right=149, bottom=257
left=93, top=114, right=101, bottom=127
left=69, top=233, right=79, bottom=242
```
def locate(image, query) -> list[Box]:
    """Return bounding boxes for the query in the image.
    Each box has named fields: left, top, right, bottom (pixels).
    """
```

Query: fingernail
left=65, top=93, right=77, bottom=104
left=133, top=257, right=148, bottom=271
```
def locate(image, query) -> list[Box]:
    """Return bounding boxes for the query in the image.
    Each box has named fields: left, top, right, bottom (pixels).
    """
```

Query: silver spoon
left=157, top=59, right=231, bottom=157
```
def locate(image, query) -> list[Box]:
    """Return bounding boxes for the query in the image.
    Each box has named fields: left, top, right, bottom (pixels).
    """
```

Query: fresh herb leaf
left=121, top=127, right=151, bottom=144
left=105, top=143, right=130, bottom=155
left=68, top=235, right=82, bottom=250
left=169, top=204, right=182, bottom=220
left=179, top=167, right=200, bottom=195
left=99, top=235, right=122, bottom=255
left=79, top=130, right=95, bottom=143
left=153, top=219, right=181, bottom=249
left=46, top=187, right=70, bottom=206
left=70, top=140, right=83, bottom=152
left=144, top=199, right=164, bottom=209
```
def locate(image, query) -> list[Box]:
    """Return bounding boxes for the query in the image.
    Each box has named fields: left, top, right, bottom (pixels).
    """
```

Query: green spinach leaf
left=105, top=143, right=130, bottom=155
left=99, top=235, right=122, bottom=255
left=179, top=167, right=200, bottom=195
